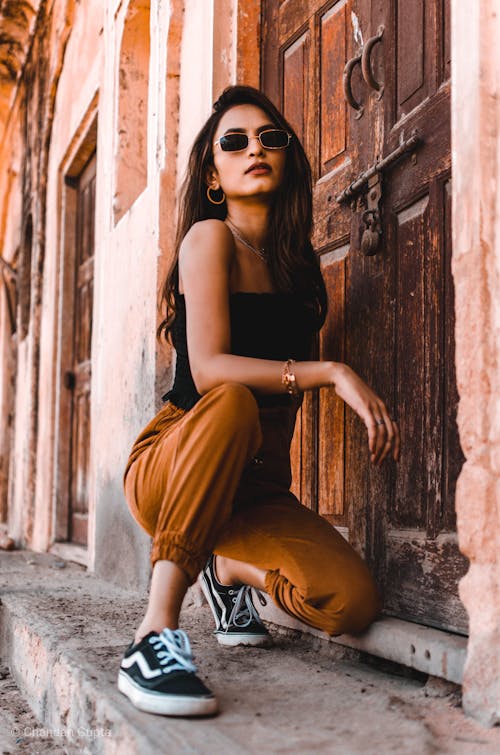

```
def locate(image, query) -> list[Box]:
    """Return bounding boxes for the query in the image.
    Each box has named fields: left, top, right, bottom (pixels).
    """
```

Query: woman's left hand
left=329, top=362, right=401, bottom=466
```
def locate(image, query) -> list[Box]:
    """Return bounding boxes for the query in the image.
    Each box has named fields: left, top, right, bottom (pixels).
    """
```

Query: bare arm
left=179, top=219, right=400, bottom=464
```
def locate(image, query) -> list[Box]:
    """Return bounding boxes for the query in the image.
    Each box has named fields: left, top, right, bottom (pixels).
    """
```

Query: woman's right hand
left=329, top=362, right=400, bottom=466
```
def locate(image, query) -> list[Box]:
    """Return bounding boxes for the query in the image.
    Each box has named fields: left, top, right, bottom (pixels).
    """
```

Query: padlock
left=361, top=226, right=380, bottom=256
left=360, top=209, right=381, bottom=256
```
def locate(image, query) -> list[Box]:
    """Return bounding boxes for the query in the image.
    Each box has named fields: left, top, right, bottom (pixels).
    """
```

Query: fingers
left=366, top=413, right=386, bottom=465
left=367, top=415, right=378, bottom=459
left=334, top=366, right=400, bottom=466
left=366, top=403, right=400, bottom=466
left=370, top=405, right=390, bottom=464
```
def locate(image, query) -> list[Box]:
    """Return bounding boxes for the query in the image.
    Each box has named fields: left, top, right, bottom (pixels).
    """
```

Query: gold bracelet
left=282, top=359, right=300, bottom=396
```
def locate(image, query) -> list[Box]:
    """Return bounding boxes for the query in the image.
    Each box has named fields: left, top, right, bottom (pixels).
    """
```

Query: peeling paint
left=351, top=11, right=363, bottom=49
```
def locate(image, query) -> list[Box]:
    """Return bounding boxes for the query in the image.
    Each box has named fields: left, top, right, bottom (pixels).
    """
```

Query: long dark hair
left=157, top=85, right=327, bottom=341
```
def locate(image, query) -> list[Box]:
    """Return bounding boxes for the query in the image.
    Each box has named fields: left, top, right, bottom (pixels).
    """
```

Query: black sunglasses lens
left=260, top=130, right=289, bottom=148
left=219, top=134, right=248, bottom=151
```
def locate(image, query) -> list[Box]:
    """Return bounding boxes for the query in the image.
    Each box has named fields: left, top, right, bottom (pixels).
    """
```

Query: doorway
left=55, top=126, right=97, bottom=553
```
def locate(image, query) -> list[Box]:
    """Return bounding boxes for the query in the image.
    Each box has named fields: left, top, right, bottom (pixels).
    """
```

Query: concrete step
left=1, top=550, right=500, bottom=755
left=0, top=660, right=82, bottom=754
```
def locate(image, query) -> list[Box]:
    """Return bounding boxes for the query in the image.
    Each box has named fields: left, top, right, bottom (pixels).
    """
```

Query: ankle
left=213, top=555, right=267, bottom=593
left=214, top=555, right=238, bottom=587
left=135, top=618, right=179, bottom=645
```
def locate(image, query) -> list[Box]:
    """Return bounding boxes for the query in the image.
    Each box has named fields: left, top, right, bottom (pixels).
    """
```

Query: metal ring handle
left=342, top=54, right=363, bottom=119
left=361, top=25, right=385, bottom=99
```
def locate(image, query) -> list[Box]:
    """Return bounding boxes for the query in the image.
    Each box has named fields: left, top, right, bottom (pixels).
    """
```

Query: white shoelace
left=149, top=628, right=197, bottom=674
left=226, top=586, right=267, bottom=630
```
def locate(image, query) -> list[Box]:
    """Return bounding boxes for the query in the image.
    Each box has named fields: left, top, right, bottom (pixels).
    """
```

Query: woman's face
left=208, top=104, right=288, bottom=202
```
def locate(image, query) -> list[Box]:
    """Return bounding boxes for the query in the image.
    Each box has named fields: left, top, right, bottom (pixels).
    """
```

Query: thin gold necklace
left=226, top=219, right=268, bottom=264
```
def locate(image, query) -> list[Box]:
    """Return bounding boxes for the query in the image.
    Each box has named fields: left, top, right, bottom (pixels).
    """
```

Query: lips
left=245, top=162, right=272, bottom=174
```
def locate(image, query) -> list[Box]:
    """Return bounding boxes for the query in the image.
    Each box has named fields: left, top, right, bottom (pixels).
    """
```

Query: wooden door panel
left=262, top=0, right=466, bottom=632
left=76, top=266, right=93, bottom=362
left=385, top=531, right=467, bottom=632
left=386, top=90, right=451, bottom=180
left=396, top=0, right=428, bottom=113
left=442, top=178, right=463, bottom=531
left=318, top=252, right=347, bottom=524
left=71, top=386, right=91, bottom=544
left=320, top=2, right=349, bottom=174
left=343, top=209, right=391, bottom=561
left=390, top=183, right=453, bottom=530
left=283, top=33, right=310, bottom=143
left=381, top=172, right=467, bottom=629
left=385, top=0, right=450, bottom=129
left=69, top=156, right=95, bottom=546
left=281, top=20, right=318, bottom=164
left=313, top=0, right=366, bottom=252
left=393, top=192, right=430, bottom=529
left=277, top=0, right=320, bottom=40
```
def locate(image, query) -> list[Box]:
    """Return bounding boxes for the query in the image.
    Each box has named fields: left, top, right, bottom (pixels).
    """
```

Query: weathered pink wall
left=0, top=95, right=23, bottom=529
left=1, top=1, right=77, bottom=549
left=452, top=0, right=500, bottom=727
left=0, top=0, right=247, bottom=588
left=32, top=0, right=103, bottom=554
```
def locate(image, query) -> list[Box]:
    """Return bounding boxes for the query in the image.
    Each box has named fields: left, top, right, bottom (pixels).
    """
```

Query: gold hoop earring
left=207, top=186, right=226, bottom=205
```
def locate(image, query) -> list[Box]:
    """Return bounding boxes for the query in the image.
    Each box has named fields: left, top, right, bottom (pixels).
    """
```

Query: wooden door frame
left=254, top=0, right=473, bottom=684
left=52, top=99, right=98, bottom=558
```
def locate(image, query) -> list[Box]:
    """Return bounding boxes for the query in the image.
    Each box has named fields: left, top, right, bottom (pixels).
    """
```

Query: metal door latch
left=336, top=130, right=423, bottom=256
left=360, top=174, right=382, bottom=256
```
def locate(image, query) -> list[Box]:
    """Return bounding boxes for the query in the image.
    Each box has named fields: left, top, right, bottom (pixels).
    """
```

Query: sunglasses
left=214, top=129, right=292, bottom=152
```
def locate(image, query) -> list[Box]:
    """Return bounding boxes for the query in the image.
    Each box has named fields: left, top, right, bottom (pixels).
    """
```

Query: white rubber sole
left=201, top=573, right=272, bottom=648
left=117, top=672, right=218, bottom=717
left=215, top=631, right=272, bottom=647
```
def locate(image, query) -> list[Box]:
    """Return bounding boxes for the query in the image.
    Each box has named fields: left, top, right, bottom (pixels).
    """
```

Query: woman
left=118, top=85, right=400, bottom=718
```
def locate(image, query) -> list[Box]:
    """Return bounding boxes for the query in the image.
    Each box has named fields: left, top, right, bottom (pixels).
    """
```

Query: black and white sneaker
left=201, top=555, right=272, bottom=647
left=118, top=627, right=218, bottom=716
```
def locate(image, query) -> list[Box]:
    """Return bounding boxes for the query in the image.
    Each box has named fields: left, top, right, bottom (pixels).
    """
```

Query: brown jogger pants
left=123, top=382, right=380, bottom=636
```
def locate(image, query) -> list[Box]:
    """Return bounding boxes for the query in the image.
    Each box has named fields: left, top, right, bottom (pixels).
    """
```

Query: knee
left=210, top=382, right=259, bottom=431
left=327, top=575, right=381, bottom=636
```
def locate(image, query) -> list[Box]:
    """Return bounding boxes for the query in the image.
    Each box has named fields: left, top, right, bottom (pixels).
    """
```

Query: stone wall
left=2, top=0, right=76, bottom=548
left=452, top=0, right=500, bottom=727
left=0, top=0, right=246, bottom=592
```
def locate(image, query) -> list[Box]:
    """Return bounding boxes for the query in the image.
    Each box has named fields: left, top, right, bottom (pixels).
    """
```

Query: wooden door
left=67, top=154, right=96, bottom=546
left=262, top=0, right=467, bottom=633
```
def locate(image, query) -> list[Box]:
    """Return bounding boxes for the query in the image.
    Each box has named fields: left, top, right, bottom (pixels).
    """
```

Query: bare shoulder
left=180, top=219, right=234, bottom=263
left=179, top=219, right=235, bottom=292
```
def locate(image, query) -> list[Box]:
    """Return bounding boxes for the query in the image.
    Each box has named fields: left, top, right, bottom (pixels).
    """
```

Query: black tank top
left=163, top=292, right=318, bottom=410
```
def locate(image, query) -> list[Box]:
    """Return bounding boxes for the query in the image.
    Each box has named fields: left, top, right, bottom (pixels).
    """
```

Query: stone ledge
left=0, top=552, right=239, bottom=754
left=259, top=601, right=467, bottom=685
left=3, top=551, right=493, bottom=755
left=0, top=609, right=238, bottom=755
